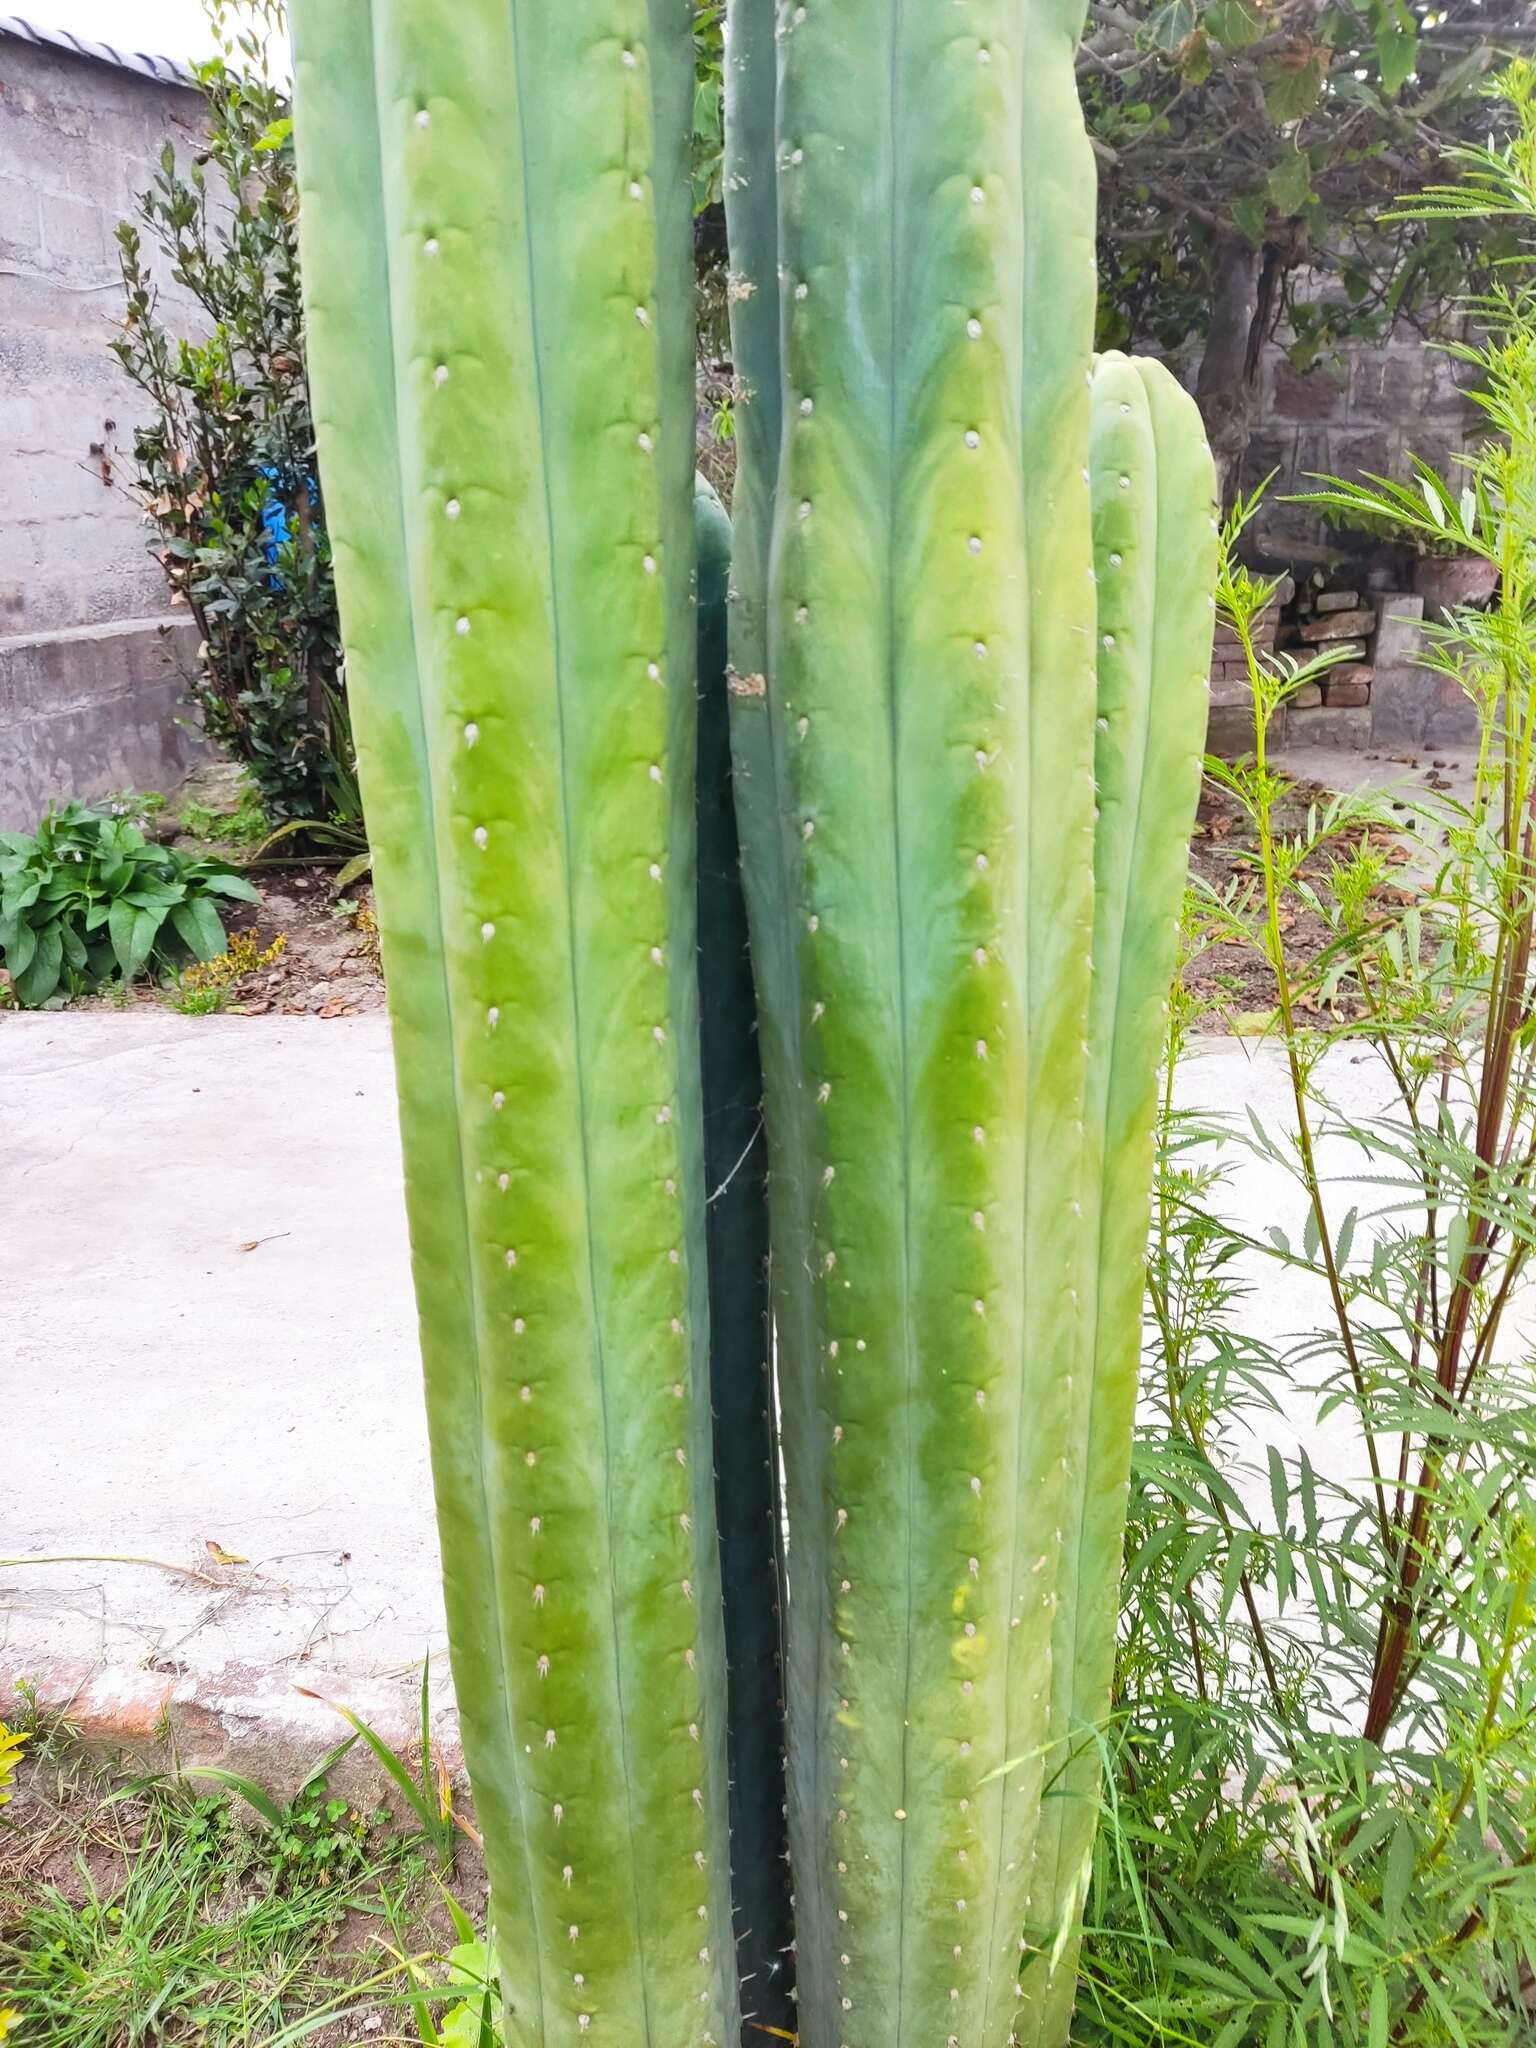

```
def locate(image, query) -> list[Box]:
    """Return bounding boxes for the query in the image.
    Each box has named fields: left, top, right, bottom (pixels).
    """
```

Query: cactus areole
left=293, top=0, right=1214, bottom=2043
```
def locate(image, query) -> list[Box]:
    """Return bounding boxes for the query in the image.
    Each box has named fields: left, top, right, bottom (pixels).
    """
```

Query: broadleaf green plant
left=722, top=4, right=1215, bottom=2042
left=112, top=1, right=352, bottom=826
left=0, top=802, right=258, bottom=1007
left=291, top=4, right=739, bottom=2044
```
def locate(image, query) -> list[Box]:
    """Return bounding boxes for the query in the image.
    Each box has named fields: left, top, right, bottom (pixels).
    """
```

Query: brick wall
left=0, top=31, right=204, bottom=829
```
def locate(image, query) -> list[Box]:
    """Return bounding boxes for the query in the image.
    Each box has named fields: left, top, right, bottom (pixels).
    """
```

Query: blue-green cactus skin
left=721, top=4, right=1213, bottom=2044
left=292, top=5, right=740, bottom=2043
left=736, top=0, right=1104, bottom=2041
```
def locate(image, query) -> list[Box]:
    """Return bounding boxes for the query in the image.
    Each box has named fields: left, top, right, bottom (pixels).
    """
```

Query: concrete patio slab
left=2, top=1011, right=452, bottom=1793
left=3, top=1007, right=1510, bottom=1793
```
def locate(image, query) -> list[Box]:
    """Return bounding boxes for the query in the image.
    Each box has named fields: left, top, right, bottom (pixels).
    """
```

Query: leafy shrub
left=1075, top=212, right=1536, bottom=2039
left=111, top=2, right=355, bottom=828
left=0, top=804, right=258, bottom=1008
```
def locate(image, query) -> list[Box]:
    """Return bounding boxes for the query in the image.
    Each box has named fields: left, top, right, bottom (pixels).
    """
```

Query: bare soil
left=52, top=865, right=388, bottom=1020
left=1183, top=772, right=1423, bottom=1031
left=218, top=870, right=386, bottom=1018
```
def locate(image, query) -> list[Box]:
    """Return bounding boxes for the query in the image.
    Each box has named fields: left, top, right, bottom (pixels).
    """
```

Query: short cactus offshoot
left=723, top=3, right=1215, bottom=2045
left=1014, top=353, right=1216, bottom=2043
left=291, top=4, right=738, bottom=2044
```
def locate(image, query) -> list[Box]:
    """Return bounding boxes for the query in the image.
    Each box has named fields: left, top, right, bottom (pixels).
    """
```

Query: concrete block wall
left=1240, top=326, right=1481, bottom=559
left=1203, top=322, right=1484, bottom=758
left=0, top=29, right=209, bottom=828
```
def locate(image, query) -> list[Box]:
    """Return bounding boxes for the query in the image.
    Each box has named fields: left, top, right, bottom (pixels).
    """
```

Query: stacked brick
left=1291, top=590, right=1375, bottom=712
left=1206, top=575, right=1291, bottom=755
left=1206, top=578, right=1455, bottom=755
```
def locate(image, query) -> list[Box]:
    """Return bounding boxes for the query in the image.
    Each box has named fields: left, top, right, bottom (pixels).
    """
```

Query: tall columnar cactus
left=290, top=6, right=739, bottom=2044
left=723, top=3, right=1214, bottom=2044
left=1015, top=354, right=1216, bottom=2042
left=295, top=0, right=1212, bottom=2036
left=725, top=0, right=1100, bottom=2037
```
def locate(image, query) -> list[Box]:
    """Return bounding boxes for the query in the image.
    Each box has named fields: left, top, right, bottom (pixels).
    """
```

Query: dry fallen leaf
left=205, top=1539, right=248, bottom=1567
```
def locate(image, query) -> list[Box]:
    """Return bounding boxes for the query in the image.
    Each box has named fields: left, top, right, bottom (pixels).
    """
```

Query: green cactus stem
left=291, top=5, right=739, bottom=2043
left=1015, top=352, right=1216, bottom=2044
left=722, top=4, right=1212, bottom=2044
left=723, top=0, right=1103, bottom=2037
left=694, top=475, right=796, bottom=2037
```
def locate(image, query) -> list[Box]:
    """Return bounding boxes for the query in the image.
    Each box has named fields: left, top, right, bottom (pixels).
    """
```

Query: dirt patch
left=1184, top=773, right=1422, bottom=1031
left=218, top=870, right=386, bottom=1017
left=39, top=864, right=387, bottom=1021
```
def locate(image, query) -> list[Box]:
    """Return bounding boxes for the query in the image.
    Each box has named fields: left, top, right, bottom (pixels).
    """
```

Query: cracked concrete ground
left=3, top=1011, right=453, bottom=1794
left=4, top=985, right=1518, bottom=1793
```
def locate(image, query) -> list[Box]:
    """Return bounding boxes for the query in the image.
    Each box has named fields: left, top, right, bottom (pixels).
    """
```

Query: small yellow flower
left=180, top=929, right=287, bottom=994
left=0, top=1722, right=28, bottom=1808
left=0, top=2004, right=23, bottom=2039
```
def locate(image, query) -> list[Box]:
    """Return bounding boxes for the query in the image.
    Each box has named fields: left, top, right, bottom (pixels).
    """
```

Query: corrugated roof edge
left=0, top=14, right=198, bottom=88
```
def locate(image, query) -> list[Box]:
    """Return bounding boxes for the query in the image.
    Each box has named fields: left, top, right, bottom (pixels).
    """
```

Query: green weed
left=0, top=1783, right=389, bottom=2047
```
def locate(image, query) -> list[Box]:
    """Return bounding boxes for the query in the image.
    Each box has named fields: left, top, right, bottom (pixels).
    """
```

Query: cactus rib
left=1015, top=351, right=1217, bottom=2045
left=986, top=0, right=1103, bottom=2033
left=294, top=4, right=739, bottom=2040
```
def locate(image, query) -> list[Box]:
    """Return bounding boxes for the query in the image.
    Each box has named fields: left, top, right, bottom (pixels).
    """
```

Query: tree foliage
left=1089, top=0, right=1526, bottom=361
left=1087, top=0, right=1536, bottom=488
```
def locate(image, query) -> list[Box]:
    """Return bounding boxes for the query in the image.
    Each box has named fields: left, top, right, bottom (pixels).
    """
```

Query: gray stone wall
left=1199, top=326, right=1485, bottom=755
left=1241, top=325, right=1481, bottom=556
left=0, top=31, right=205, bottom=829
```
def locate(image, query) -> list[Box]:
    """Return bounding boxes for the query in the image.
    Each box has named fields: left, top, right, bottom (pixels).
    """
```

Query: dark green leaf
left=196, top=873, right=261, bottom=901
left=1205, top=0, right=1266, bottom=47
left=1368, top=1975, right=1389, bottom=2048
left=1267, top=151, right=1314, bottom=215
left=171, top=896, right=227, bottom=962
left=1267, top=1444, right=1290, bottom=1533
left=14, top=925, right=62, bottom=1006
left=1373, top=0, right=1418, bottom=95
left=1261, top=44, right=1330, bottom=122
left=3, top=919, right=38, bottom=979
left=1382, top=1818, right=1414, bottom=1936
